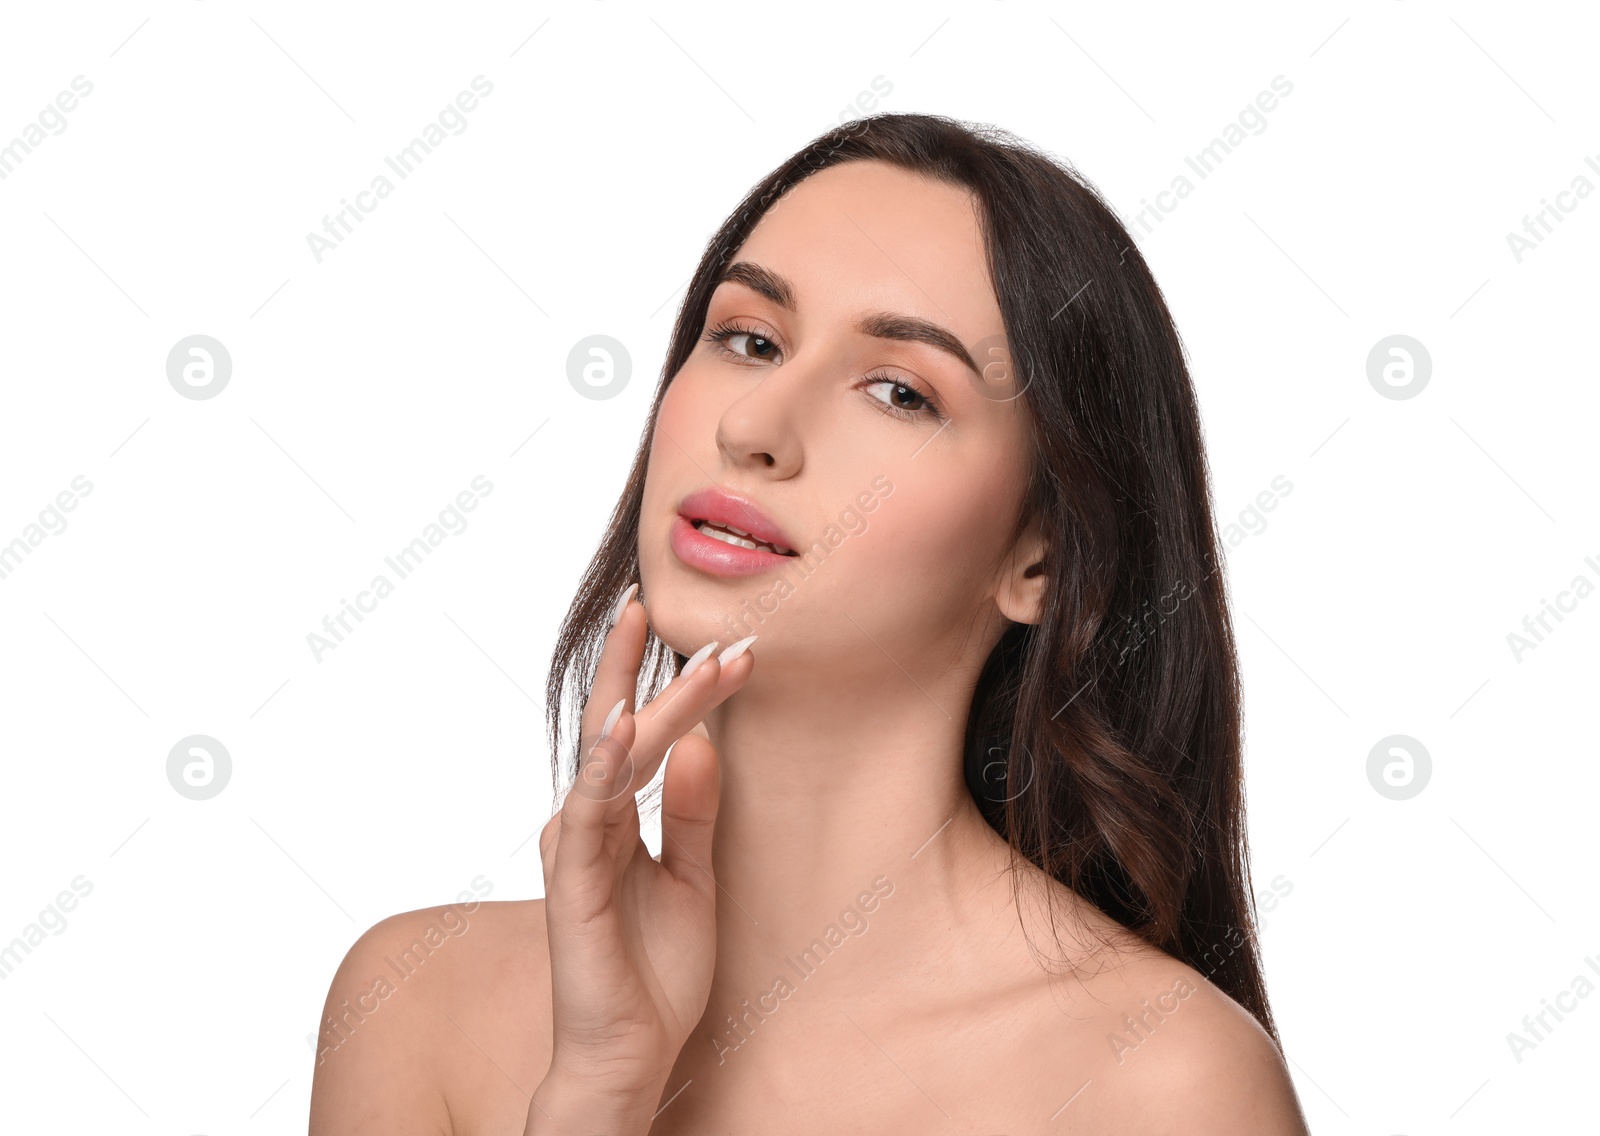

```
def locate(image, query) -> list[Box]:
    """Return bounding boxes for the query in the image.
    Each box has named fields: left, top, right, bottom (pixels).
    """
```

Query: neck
left=681, top=663, right=1052, bottom=1072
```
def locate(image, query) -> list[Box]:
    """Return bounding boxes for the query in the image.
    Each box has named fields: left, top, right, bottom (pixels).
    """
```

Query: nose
left=713, top=364, right=805, bottom=478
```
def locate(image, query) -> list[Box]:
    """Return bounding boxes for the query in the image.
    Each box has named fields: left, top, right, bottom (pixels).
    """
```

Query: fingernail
left=599, top=697, right=626, bottom=739
left=717, top=634, right=758, bottom=664
left=681, top=639, right=720, bottom=680
left=608, top=582, right=639, bottom=628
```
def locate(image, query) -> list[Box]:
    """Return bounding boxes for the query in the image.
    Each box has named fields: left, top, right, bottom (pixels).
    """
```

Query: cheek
left=844, top=476, right=1009, bottom=598
left=644, top=379, right=706, bottom=505
left=652, top=375, right=697, bottom=454
left=662, top=364, right=706, bottom=414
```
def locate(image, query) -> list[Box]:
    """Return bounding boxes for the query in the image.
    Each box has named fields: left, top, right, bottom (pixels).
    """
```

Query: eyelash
left=700, top=319, right=946, bottom=424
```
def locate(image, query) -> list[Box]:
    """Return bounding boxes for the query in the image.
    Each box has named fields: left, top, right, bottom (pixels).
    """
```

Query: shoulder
left=1030, top=946, right=1310, bottom=1134
left=952, top=868, right=1308, bottom=1133
left=309, top=897, right=553, bottom=1136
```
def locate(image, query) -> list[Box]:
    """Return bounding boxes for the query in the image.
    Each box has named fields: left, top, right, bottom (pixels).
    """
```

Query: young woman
left=310, top=112, right=1310, bottom=1135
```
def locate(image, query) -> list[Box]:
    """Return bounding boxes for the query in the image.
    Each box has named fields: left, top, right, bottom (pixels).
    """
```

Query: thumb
left=659, top=730, right=720, bottom=895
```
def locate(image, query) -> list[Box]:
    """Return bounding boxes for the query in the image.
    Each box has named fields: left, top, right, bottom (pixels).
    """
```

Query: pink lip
left=672, top=487, right=799, bottom=578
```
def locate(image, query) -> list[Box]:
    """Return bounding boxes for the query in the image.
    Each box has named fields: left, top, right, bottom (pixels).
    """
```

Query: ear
left=994, top=515, right=1049, bottom=625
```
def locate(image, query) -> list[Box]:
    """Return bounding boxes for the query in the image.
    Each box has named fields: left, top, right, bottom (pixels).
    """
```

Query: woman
left=310, top=112, right=1310, bottom=1134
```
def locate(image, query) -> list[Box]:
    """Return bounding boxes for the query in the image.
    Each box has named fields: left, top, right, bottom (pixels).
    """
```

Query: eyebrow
left=714, top=260, right=981, bottom=378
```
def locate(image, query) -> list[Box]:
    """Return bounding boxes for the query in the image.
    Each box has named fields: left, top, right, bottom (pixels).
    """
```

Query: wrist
left=526, top=1065, right=666, bottom=1136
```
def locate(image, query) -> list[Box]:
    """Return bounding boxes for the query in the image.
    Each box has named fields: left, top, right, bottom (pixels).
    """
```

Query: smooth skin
left=309, top=160, right=1311, bottom=1135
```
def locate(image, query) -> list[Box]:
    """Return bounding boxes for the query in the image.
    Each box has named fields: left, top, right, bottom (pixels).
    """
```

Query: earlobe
left=997, top=568, right=1047, bottom=624
left=996, top=527, right=1049, bottom=625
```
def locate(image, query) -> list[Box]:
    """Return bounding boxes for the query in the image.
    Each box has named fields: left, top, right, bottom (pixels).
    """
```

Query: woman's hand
left=529, top=585, right=755, bottom=1133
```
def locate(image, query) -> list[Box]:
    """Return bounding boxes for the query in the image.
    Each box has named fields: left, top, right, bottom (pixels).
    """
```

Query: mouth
left=671, top=486, right=801, bottom=577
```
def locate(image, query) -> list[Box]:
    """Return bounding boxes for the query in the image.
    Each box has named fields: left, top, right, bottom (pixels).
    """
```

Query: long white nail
left=608, top=582, right=639, bottom=628
left=681, top=640, right=720, bottom=680
left=599, top=697, right=626, bottom=739
left=717, top=634, right=758, bottom=664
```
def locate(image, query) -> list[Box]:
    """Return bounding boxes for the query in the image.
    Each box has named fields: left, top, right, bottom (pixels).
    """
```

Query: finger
left=537, top=812, right=561, bottom=896
left=581, top=584, right=647, bottom=744
left=659, top=731, right=721, bottom=896
left=625, top=645, right=755, bottom=795
left=552, top=632, right=752, bottom=895
left=552, top=708, right=641, bottom=888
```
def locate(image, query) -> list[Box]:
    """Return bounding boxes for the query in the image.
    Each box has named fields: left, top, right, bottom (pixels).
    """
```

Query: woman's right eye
left=702, top=321, right=783, bottom=364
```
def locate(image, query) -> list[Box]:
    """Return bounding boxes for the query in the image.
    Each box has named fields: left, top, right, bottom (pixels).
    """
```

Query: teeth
left=696, top=520, right=794, bottom=556
left=706, top=527, right=763, bottom=551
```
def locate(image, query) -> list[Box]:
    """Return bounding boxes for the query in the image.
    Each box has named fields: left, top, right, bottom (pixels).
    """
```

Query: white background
left=1, top=0, right=1595, bottom=1131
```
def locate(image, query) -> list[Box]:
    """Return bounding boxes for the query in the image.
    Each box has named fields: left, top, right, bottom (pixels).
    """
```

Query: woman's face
left=638, top=158, right=1042, bottom=685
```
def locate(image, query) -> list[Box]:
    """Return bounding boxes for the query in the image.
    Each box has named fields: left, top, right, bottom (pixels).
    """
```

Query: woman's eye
left=863, top=376, right=943, bottom=421
left=703, top=321, right=783, bottom=363
left=728, top=332, right=779, bottom=361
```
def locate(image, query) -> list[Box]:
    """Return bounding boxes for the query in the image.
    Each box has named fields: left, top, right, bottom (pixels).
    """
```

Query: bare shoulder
left=309, top=895, right=553, bottom=1136
left=937, top=863, right=1309, bottom=1133
left=1024, top=941, right=1310, bottom=1134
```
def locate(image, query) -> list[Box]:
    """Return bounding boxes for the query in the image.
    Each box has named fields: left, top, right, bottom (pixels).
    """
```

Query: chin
left=637, top=556, right=723, bottom=654
left=643, top=565, right=782, bottom=662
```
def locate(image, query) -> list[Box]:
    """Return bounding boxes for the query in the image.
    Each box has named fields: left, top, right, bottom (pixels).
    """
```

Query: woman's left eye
left=862, top=374, right=944, bottom=423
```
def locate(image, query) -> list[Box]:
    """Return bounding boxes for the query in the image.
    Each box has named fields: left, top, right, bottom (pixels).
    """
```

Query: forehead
left=726, top=160, right=1001, bottom=340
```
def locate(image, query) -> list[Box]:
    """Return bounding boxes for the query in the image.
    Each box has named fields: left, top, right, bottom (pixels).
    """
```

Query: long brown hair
left=544, top=112, right=1277, bottom=1043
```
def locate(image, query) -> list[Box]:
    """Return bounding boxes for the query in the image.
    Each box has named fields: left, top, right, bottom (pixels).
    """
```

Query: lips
left=671, top=487, right=800, bottom=577
left=677, top=487, right=797, bottom=556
